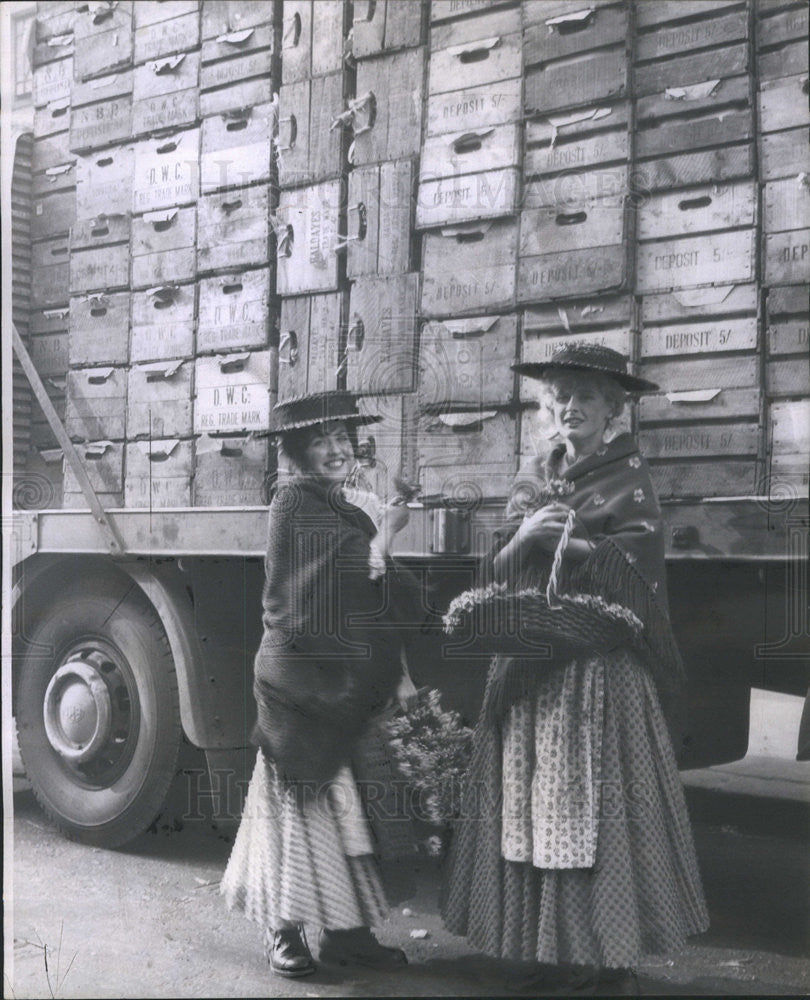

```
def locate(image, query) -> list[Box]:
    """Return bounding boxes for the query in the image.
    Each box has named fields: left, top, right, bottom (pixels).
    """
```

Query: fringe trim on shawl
left=486, top=538, right=684, bottom=726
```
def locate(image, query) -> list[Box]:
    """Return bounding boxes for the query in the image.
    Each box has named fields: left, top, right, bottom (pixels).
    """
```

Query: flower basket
left=443, top=509, right=644, bottom=660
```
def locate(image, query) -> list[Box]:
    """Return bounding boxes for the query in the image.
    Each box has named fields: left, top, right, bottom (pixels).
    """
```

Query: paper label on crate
left=665, top=80, right=720, bottom=102
left=136, top=439, right=179, bottom=457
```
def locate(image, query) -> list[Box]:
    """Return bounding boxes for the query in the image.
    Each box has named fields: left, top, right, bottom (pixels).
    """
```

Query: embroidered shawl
left=486, top=432, right=684, bottom=722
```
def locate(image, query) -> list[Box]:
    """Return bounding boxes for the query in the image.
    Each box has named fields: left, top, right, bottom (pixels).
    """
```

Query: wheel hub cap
left=43, top=659, right=113, bottom=762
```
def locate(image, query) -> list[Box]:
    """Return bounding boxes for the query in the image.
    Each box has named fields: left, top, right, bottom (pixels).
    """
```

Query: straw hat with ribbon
left=512, top=342, right=659, bottom=393
left=268, top=390, right=383, bottom=434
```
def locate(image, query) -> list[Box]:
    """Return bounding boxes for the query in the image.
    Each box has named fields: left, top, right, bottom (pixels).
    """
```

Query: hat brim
left=511, top=360, right=659, bottom=393
left=267, top=412, right=383, bottom=435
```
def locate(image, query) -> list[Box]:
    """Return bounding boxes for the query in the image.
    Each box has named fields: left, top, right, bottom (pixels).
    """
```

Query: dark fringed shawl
left=252, top=476, right=420, bottom=784
left=485, top=434, right=685, bottom=724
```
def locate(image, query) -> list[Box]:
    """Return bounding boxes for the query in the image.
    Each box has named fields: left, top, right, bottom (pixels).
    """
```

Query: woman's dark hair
left=279, top=421, right=358, bottom=472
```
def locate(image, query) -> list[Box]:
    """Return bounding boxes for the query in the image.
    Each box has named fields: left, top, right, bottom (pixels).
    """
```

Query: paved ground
left=6, top=754, right=810, bottom=999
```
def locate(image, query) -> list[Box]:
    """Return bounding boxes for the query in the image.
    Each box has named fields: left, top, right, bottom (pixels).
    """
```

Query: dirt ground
left=7, top=779, right=810, bottom=999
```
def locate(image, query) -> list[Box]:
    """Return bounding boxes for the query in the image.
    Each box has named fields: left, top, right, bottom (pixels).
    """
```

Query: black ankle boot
left=264, top=924, right=316, bottom=978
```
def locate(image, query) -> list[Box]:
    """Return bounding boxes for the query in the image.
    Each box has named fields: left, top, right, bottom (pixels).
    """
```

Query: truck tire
left=16, top=580, right=181, bottom=848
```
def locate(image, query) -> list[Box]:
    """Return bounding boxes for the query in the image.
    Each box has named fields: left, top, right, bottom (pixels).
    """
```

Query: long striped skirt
left=221, top=751, right=390, bottom=930
left=441, top=648, right=709, bottom=969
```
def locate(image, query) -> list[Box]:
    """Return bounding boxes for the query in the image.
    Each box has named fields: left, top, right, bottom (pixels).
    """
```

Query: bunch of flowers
left=383, top=688, right=472, bottom=848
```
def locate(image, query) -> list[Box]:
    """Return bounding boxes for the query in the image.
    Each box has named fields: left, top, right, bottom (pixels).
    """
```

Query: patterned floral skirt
left=221, top=751, right=390, bottom=931
left=441, top=648, right=709, bottom=969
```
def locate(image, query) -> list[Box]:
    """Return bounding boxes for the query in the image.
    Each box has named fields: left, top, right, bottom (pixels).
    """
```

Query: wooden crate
left=69, top=223, right=130, bottom=293
left=33, top=57, right=73, bottom=108
left=768, top=399, right=810, bottom=496
left=636, top=46, right=749, bottom=98
left=347, top=159, right=416, bottom=277
left=132, top=206, right=197, bottom=289
left=131, top=284, right=195, bottom=362
left=76, top=145, right=135, bottom=218
left=73, top=0, right=134, bottom=80
left=31, top=237, right=71, bottom=308
left=197, top=268, right=271, bottom=352
left=758, top=74, right=810, bottom=133
left=767, top=357, right=810, bottom=397
left=416, top=410, right=518, bottom=500
left=638, top=181, right=756, bottom=240
left=202, top=0, right=275, bottom=39
left=127, top=360, right=194, bottom=439
left=193, top=350, right=277, bottom=434
left=524, top=295, right=634, bottom=333
left=759, top=36, right=809, bottom=82
left=32, top=188, right=77, bottom=240
left=132, top=52, right=200, bottom=135
left=639, top=356, right=759, bottom=392
left=194, top=434, right=272, bottom=506
left=132, top=129, right=200, bottom=213
left=346, top=274, right=420, bottom=395
left=637, top=7, right=749, bottom=62
left=31, top=304, right=70, bottom=337
left=281, top=0, right=313, bottom=83
left=763, top=177, right=810, bottom=234
left=524, top=4, right=628, bottom=64
left=353, top=48, right=425, bottom=163
left=636, top=75, right=750, bottom=125
left=352, top=0, right=423, bottom=58
left=65, top=366, right=127, bottom=440
left=763, top=229, right=810, bottom=286
left=70, top=72, right=134, bottom=151
left=640, top=423, right=759, bottom=459
left=419, top=314, right=518, bottom=407
left=21, top=447, right=64, bottom=510
left=197, top=184, right=271, bottom=273
left=200, top=104, right=274, bottom=193
left=636, top=230, right=756, bottom=293
left=429, top=9, right=521, bottom=96
left=275, top=181, right=341, bottom=295
left=69, top=292, right=131, bottom=366
left=124, top=439, right=193, bottom=508
left=349, top=394, right=408, bottom=503
left=29, top=331, right=70, bottom=378
left=34, top=97, right=72, bottom=139
left=759, top=126, right=809, bottom=181
left=641, top=283, right=758, bottom=324
left=199, top=72, right=273, bottom=118
left=277, top=74, right=344, bottom=188
left=767, top=317, right=809, bottom=356
left=33, top=131, right=75, bottom=174
left=640, top=387, right=760, bottom=424
left=200, top=22, right=274, bottom=92
left=636, top=2, right=742, bottom=29
left=427, top=76, right=522, bottom=136
left=650, top=460, right=758, bottom=499
left=518, top=200, right=629, bottom=302
left=63, top=440, right=124, bottom=505
left=32, top=161, right=75, bottom=199
left=757, top=4, right=809, bottom=48
left=525, top=48, right=628, bottom=116
left=525, top=122, right=629, bottom=178
left=277, top=293, right=343, bottom=401
left=416, top=166, right=519, bottom=229
left=68, top=242, right=130, bottom=295
left=421, top=218, right=518, bottom=316
left=641, top=317, right=758, bottom=358
left=134, top=5, right=200, bottom=63
left=635, top=144, right=754, bottom=192
left=636, top=106, right=752, bottom=159
left=432, top=0, right=513, bottom=22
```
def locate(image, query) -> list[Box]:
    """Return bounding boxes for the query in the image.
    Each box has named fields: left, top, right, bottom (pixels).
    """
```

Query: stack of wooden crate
left=757, top=0, right=810, bottom=497
left=19, top=0, right=809, bottom=516
left=634, top=0, right=761, bottom=500
left=415, top=0, right=522, bottom=502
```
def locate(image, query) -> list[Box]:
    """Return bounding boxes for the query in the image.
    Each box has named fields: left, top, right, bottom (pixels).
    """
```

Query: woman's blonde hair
left=539, top=369, right=627, bottom=423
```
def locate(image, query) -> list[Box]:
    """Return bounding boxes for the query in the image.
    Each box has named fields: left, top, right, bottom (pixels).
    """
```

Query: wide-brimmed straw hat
left=512, top=342, right=659, bottom=393
left=268, top=390, right=383, bottom=434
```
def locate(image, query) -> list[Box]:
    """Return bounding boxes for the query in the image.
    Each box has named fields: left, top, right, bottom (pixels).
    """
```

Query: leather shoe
left=264, top=925, right=316, bottom=978
left=318, top=926, right=407, bottom=970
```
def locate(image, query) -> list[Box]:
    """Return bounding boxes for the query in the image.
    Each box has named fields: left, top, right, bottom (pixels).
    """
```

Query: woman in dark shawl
left=441, top=344, right=709, bottom=991
left=221, top=391, right=418, bottom=978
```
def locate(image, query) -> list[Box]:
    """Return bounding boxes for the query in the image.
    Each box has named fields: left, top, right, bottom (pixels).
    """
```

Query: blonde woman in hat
left=441, top=344, right=708, bottom=991
left=221, top=391, right=419, bottom=978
